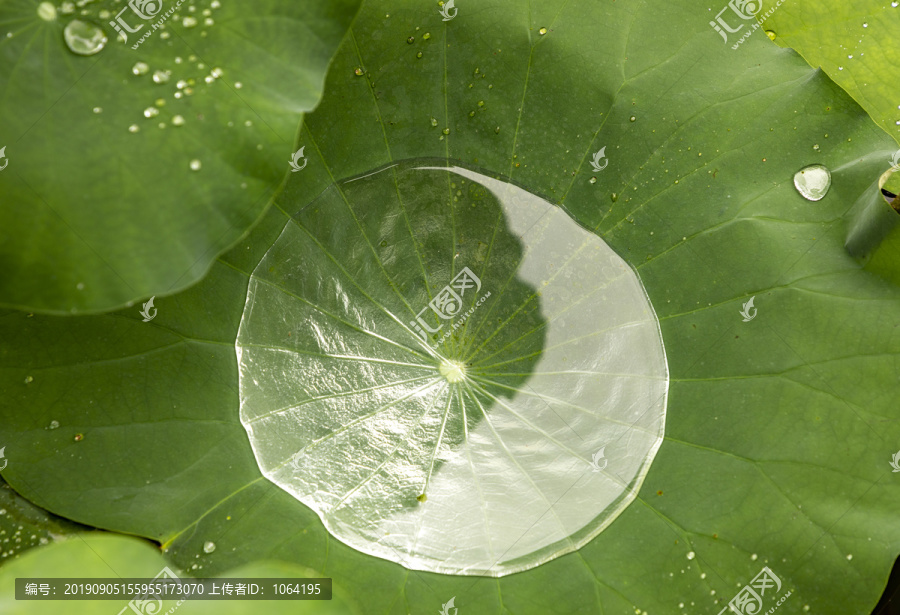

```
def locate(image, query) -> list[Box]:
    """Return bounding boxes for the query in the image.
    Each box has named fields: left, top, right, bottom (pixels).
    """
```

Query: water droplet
left=152, top=70, right=170, bottom=84
left=172, top=115, right=185, bottom=126
left=417, top=493, right=427, bottom=503
left=589, top=177, right=597, bottom=184
left=155, top=98, right=166, bottom=107
left=863, top=22, right=868, bottom=27
left=204, top=17, right=214, bottom=26
left=468, top=111, right=475, bottom=117
left=73, top=433, right=83, bottom=441
left=442, top=128, right=450, bottom=135
left=234, top=82, right=243, bottom=89
left=847, top=554, right=853, bottom=560
left=92, top=107, right=102, bottom=114
left=629, top=116, right=636, bottom=122
left=24, top=375, right=33, bottom=384
left=423, top=32, right=431, bottom=40
left=430, top=117, right=438, bottom=127
left=189, top=159, right=202, bottom=171
left=765, top=30, right=776, bottom=40
left=48, top=420, right=59, bottom=430
left=793, top=164, right=832, bottom=201
left=354, top=67, right=364, bottom=76
left=211, top=67, right=223, bottom=79
left=63, top=20, right=107, bottom=56
left=539, top=27, right=548, bottom=35
left=416, top=51, right=423, bottom=58
left=37, top=2, right=56, bottom=21
left=751, top=553, right=758, bottom=560
left=203, top=541, right=216, bottom=553
left=812, top=144, right=819, bottom=151
left=182, top=16, right=198, bottom=28
left=611, top=192, right=618, bottom=202
left=143, top=107, right=159, bottom=118
left=477, top=100, right=485, bottom=107
left=128, top=125, right=140, bottom=133
left=687, top=551, right=695, bottom=560
left=132, top=62, right=149, bottom=76
left=407, top=36, right=415, bottom=44
left=494, top=126, right=500, bottom=134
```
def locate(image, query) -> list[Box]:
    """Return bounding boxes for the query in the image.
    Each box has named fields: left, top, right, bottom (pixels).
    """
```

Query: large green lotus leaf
left=3, top=0, right=900, bottom=613
left=0, top=533, right=357, bottom=614
left=760, top=0, right=900, bottom=147
left=0, top=0, right=360, bottom=314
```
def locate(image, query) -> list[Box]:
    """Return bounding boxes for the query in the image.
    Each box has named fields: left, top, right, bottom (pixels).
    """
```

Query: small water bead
left=468, top=111, right=475, bottom=117
left=132, top=62, right=150, bottom=76
left=423, top=32, right=431, bottom=40
left=416, top=51, right=423, bottom=58
left=354, top=67, right=364, bottom=76
left=152, top=70, right=170, bottom=84
left=143, top=107, right=159, bottom=118
left=189, top=159, right=202, bottom=171
left=73, top=433, right=83, bottom=441
left=687, top=551, right=695, bottom=560
left=589, top=177, right=597, bottom=184
left=863, top=22, right=868, bottom=27
left=172, top=115, right=185, bottom=126
left=629, top=116, right=636, bottom=122
left=477, top=100, right=484, bottom=106
left=765, top=30, right=776, bottom=40
left=203, top=541, right=216, bottom=553
left=407, top=36, right=415, bottom=44
left=494, top=126, right=500, bottom=133
left=92, top=107, right=102, bottom=114
left=234, top=82, right=243, bottom=89
left=539, top=27, right=548, bottom=35
left=48, top=420, right=59, bottom=430
left=155, top=98, right=166, bottom=107
left=37, top=2, right=56, bottom=21
left=63, top=20, right=107, bottom=56
left=24, top=375, right=33, bottom=384
left=430, top=117, right=438, bottom=127
left=182, top=16, right=198, bottom=27
left=160, top=31, right=171, bottom=40
left=204, top=18, right=214, bottom=26
left=128, top=124, right=140, bottom=133
left=442, top=128, right=450, bottom=135
left=813, top=144, right=819, bottom=151
left=793, top=164, right=832, bottom=201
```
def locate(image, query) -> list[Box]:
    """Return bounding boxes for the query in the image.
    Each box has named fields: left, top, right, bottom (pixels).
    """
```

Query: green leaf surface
left=3, top=0, right=900, bottom=613
left=0, top=533, right=357, bottom=614
left=0, top=476, right=94, bottom=563
left=763, top=0, right=900, bottom=146
left=0, top=0, right=360, bottom=314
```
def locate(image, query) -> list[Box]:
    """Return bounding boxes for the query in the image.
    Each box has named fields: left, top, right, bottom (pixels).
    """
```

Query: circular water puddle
left=236, top=160, right=669, bottom=576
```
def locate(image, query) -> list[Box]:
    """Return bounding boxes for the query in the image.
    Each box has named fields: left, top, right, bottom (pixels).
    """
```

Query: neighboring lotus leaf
left=0, top=0, right=361, bottom=314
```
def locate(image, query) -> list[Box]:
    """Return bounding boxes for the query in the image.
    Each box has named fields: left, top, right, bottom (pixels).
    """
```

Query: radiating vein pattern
left=236, top=160, right=669, bottom=576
